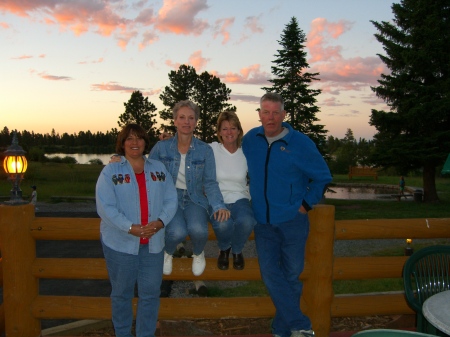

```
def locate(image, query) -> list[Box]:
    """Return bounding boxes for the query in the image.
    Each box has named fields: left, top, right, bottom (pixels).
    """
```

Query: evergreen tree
left=118, top=91, right=159, bottom=146
left=159, top=65, right=235, bottom=142
left=192, top=71, right=236, bottom=142
left=370, top=0, right=450, bottom=202
left=262, top=17, right=327, bottom=152
left=159, top=65, right=198, bottom=134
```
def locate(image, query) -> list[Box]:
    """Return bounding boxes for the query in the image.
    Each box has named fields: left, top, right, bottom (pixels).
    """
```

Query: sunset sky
left=0, top=0, right=395, bottom=140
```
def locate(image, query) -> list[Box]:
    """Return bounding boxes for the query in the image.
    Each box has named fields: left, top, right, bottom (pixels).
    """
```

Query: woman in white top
left=210, top=111, right=256, bottom=270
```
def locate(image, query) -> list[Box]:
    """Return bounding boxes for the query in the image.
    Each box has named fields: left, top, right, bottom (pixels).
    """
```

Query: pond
left=46, top=153, right=114, bottom=165
left=324, top=185, right=403, bottom=200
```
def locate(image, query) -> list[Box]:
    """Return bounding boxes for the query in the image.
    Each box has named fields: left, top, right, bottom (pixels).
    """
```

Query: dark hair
left=216, top=110, right=244, bottom=147
left=115, top=124, right=149, bottom=155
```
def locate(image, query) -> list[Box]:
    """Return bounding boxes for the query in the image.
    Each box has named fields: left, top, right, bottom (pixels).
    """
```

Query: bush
left=88, top=158, right=103, bottom=165
left=28, top=146, right=47, bottom=162
left=61, top=156, right=77, bottom=164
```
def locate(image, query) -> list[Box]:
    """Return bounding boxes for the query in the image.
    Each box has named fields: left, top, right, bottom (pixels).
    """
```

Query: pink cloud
left=321, top=96, right=350, bottom=107
left=164, top=51, right=209, bottom=72
left=1, top=22, right=10, bottom=28
left=307, top=18, right=353, bottom=62
left=0, top=0, right=218, bottom=50
left=165, top=59, right=181, bottom=70
left=237, top=15, right=264, bottom=44
left=139, top=30, right=159, bottom=50
left=12, top=55, right=33, bottom=60
left=244, top=15, right=263, bottom=33
left=37, top=71, right=72, bottom=81
left=78, top=57, right=104, bottom=65
left=304, top=18, right=387, bottom=97
left=155, top=0, right=209, bottom=35
left=230, top=94, right=259, bottom=104
left=115, top=29, right=139, bottom=50
left=91, top=82, right=142, bottom=93
left=38, top=54, right=46, bottom=58
left=188, top=51, right=209, bottom=71
left=213, top=17, right=234, bottom=44
left=0, top=0, right=39, bottom=17
left=312, top=56, right=386, bottom=86
left=135, top=8, right=156, bottom=26
left=217, top=64, right=270, bottom=85
left=0, top=1, right=132, bottom=43
left=91, top=81, right=159, bottom=97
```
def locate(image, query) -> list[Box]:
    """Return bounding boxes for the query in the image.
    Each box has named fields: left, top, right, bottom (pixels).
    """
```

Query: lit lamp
left=405, top=238, right=413, bottom=256
left=3, top=132, right=28, bottom=204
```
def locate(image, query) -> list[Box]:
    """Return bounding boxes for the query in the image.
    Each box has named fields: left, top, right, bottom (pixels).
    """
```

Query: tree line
left=1, top=0, right=448, bottom=202
left=0, top=123, right=375, bottom=174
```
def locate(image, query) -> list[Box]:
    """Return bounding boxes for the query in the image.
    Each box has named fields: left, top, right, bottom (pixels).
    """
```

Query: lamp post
left=3, top=132, right=28, bottom=205
left=404, top=238, right=413, bottom=256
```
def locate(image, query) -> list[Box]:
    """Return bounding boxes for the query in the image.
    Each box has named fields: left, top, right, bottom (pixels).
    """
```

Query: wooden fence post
left=304, top=204, right=335, bottom=337
left=0, top=204, right=40, bottom=337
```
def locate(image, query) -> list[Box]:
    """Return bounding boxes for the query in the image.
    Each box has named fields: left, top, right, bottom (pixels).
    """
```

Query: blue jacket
left=96, top=156, right=177, bottom=254
left=149, top=134, right=225, bottom=214
left=242, top=122, right=332, bottom=224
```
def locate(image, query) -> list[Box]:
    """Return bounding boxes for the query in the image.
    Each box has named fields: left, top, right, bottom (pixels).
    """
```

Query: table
left=422, top=290, right=450, bottom=335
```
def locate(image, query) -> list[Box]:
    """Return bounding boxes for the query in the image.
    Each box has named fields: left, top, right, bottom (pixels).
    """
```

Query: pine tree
left=159, top=65, right=235, bottom=142
left=192, top=71, right=236, bottom=143
left=370, top=0, right=450, bottom=202
left=118, top=91, right=159, bottom=146
left=159, top=65, right=198, bottom=134
left=262, top=17, right=327, bottom=152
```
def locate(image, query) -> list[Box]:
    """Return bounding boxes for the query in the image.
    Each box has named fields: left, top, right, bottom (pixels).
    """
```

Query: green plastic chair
left=352, top=329, right=437, bottom=337
left=402, top=245, right=450, bottom=335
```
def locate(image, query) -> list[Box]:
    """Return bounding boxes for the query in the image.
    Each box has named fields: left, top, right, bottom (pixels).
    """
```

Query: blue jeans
left=165, top=188, right=209, bottom=256
left=102, top=241, right=163, bottom=337
left=210, top=198, right=256, bottom=253
left=254, top=212, right=311, bottom=337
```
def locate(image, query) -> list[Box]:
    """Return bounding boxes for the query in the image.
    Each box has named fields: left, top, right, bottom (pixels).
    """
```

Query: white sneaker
left=163, top=251, right=173, bottom=275
left=291, top=329, right=315, bottom=337
left=192, top=251, right=206, bottom=276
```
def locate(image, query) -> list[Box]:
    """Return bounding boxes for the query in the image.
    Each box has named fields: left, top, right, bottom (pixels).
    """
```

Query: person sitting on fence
left=158, top=110, right=256, bottom=271
left=209, top=111, right=256, bottom=270
left=96, top=124, right=178, bottom=337
left=149, top=100, right=230, bottom=277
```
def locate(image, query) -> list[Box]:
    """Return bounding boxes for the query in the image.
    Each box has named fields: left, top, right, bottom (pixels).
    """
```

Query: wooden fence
left=348, top=166, right=379, bottom=180
left=0, top=203, right=449, bottom=337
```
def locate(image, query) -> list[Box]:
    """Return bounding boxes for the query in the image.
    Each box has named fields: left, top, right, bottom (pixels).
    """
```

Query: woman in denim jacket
left=149, top=100, right=229, bottom=276
left=96, top=124, right=177, bottom=337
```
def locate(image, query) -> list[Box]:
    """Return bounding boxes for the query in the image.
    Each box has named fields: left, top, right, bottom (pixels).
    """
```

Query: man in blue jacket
left=242, top=93, right=332, bottom=337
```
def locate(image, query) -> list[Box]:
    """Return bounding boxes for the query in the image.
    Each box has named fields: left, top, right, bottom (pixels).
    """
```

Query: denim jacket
left=149, top=134, right=225, bottom=214
left=96, top=156, right=177, bottom=255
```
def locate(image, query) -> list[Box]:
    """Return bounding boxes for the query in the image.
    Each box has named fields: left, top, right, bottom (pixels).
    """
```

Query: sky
left=0, top=0, right=396, bottom=141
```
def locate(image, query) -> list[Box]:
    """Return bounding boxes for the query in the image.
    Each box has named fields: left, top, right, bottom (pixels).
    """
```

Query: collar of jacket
left=255, top=122, right=293, bottom=144
left=170, top=133, right=197, bottom=150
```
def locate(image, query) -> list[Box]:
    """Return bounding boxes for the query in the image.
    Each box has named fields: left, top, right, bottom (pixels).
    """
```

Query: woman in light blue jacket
left=149, top=100, right=229, bottom=277
left=96, top=124, right=177, bottom=337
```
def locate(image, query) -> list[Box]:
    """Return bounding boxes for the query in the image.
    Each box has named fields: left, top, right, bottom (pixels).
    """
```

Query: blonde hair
left=216, top=111, right=244, bottom=147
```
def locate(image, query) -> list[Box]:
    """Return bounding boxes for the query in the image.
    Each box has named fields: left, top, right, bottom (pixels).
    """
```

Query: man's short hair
left=260, top=93, right=284, bottom=111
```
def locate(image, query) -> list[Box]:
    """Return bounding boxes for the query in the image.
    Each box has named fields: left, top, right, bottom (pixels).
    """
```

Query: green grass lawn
left=0, top=162, right=103, bottom=201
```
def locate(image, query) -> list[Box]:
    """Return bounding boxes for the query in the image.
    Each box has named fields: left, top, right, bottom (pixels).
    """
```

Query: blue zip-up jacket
left=149, top=134, right=225, bottom=214
left=242, top=122, right=332, bottom=224
left=96, top=156, right=177, bottom=254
